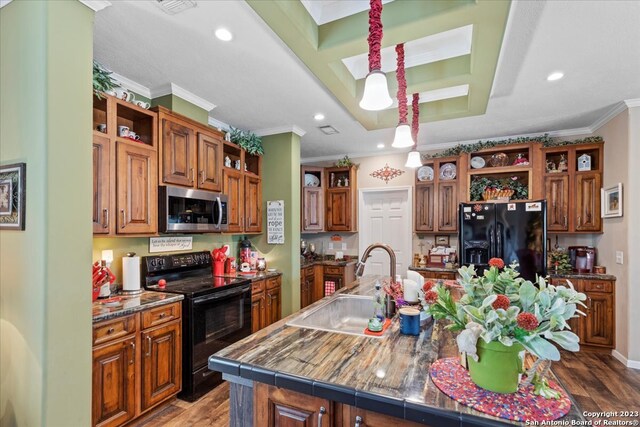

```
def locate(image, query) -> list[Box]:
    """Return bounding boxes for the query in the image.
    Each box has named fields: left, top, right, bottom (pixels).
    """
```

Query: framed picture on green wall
left=0, top=162, right=26, bottom=230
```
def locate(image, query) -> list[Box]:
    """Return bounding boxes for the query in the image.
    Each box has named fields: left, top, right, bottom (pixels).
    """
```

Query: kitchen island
left=208, top=276, right=585, bottom=426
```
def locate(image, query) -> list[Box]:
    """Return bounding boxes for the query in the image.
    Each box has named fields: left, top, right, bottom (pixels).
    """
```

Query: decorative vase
left=489, top=152, right=509, bottom=167
left=467, top=340, right=524, bottom=393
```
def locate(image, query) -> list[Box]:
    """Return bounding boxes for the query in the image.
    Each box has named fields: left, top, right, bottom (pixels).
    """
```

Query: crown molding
left=149, top=83, right=216, bottom=111
left=207, top=117, right=230, bottom=132
left=590, top=102, right=629, bottom=132
left=110, top=72, right=152, bottom=99
left=624, top=98, right=640, bottom=108
left=79, top=0, right=112, bottom=12
left=254, top=125, right=307, bottom=138
left=0, top=0, right=13, bottom=9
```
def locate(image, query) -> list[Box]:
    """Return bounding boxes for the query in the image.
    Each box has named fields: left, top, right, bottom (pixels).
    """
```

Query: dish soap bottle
left=373, top=280, right=385, bottom=321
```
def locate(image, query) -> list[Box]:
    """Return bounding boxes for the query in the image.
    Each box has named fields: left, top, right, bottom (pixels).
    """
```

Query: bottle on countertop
left=373, top=280, right=385, bottom=321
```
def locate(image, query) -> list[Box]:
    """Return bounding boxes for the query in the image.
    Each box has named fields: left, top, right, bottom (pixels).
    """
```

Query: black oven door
left=191, top=283, right=251, bottom=371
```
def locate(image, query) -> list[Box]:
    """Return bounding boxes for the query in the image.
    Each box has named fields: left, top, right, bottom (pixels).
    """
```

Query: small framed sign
left=601, top=183, right=622, bottom=218
left=149, top=236, right=193, bottom=253
left=0, top=162, right=26, bottom=230
left=267, top=200, right=285, bottom=244
left=435, top=235, right=450, bottom=246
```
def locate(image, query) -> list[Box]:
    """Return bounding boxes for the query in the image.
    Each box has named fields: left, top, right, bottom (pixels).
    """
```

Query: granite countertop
left=409, top=265, right=459, bottom=273
left=223, top=270, right=282, bottom=282
left=548, top=272, right=617, bottom=281
left=209, top=276, right=584, bottom=426
left=93, top=291, right=184, bottom=323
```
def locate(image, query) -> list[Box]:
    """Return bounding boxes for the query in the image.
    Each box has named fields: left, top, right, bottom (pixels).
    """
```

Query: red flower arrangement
left=422, top=280, right=435, bottom=293
left=492, top=294, right=511, bottom=311
left=488, top=257, right=505, bottom=269
left=517, top=312, right=539, bottom=331
left=424, top=290, right=439, bottom=304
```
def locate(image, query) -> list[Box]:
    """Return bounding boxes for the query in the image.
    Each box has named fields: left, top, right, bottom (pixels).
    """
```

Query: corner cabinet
left=223, top=142, right=263, bottom=234
left=325, top=166, right=358, bottom=232
left=414, top=156, right=459, bottom=233
left=92, top=94, right=158, bottom=236
left=301, top=166, right=324, bottom=232
left=543, top=143, right=603, bottom=233
left=92, top=302, right=182, bottom=427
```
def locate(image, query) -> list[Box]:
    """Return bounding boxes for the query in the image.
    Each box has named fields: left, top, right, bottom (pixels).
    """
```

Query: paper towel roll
left=122, top=256, right=141, bottom=292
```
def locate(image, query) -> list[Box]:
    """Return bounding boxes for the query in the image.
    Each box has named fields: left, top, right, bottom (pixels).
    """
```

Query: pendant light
left=392, top=43, right=413, bottom=148
left=405, top=93, right=422, bottom=168
left=359, top=0, right=392, bottom=111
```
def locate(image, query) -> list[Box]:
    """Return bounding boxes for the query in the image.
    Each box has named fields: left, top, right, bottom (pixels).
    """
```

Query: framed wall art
left=435, top=235, right=450, bottom=246
left=601, top=183, right=622, bottom=218
left=0, top=163, right=26, bottom=230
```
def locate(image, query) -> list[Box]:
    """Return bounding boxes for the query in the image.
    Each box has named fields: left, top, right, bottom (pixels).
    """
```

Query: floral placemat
left=429, top=357, right=571, bottom=422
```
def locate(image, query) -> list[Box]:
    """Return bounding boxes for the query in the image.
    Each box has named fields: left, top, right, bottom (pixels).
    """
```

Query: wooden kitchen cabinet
left=341, top=405, right=424, bottom=427
left=140, top=320, right=182, bottom=412
left=92, top=336, right=137, bottom=427
left=414, top=156, right=459, bottom=233
left=545, top=174, right=569, bottom=232
left=156, top=107, right=224, bottom=192
left=251, top=275, right=282, bottom=332
left=92, top=134, right=111, bottom=234
left=413, top=270, right=457, bottom=281
left=92, top=94, right=158, bottom=236
left=300, top=266, right=314, bottom=309
left=301, top=166, right=324, bottom=232
left=325, top=166, right=358, bottom=232
left=92, top=302, right=182, bottom=427
left=223, top=168, right=244, bottom=233
left=245, top=175, right=262, bottom=233
left=116, top=141, right=158, bottom=234
left=543, top=143, right=603, bottom=233
left=322, top=264, right=355, bottom=297
left=550, top=277, right=615, bottom=349
left=254, top=383, right=332, bottom=427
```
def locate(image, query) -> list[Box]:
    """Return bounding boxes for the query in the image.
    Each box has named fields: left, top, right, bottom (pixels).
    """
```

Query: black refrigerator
left=458, top=200, right=547, bottom=281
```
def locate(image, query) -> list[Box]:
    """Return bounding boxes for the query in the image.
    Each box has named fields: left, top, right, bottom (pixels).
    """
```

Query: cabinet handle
left=159, top=312, right=166, bottom=318
left=564, top=215, right=567, bottom=228
left=200, top=170, right=205, bottom=184
left=103, top=209, right=109, bottom=228
left=145, top=335, right=152, bottom=357
left=587, top=295, right=592, bottom=311
left=107, top=327, right=115, bottom=334
left=120, top=209, right=125, bottom=228
left=354, top=415, right=363, bottom=427
left=577, top=215, right=581, bottom=227
left=318, top=406, right=326, bottom=427
left=190, top=167, right=194, bottom=183
left=129, top=342, right=135, bottom=365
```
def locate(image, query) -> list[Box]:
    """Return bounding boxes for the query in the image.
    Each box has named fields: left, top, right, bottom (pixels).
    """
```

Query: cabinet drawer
left=141, top=302, right=181, bottom=329
left=93, top=314, right=136, bottom=346
left=266, top=276, right=281, bottom=290
left=435, top=272, right=456, bottom=280
left=252, top=279, right=266, bottom=295
left=584, top=280, right=613, bottom=293
left=303, top=266, right=314, bottom=278
left=324, top=266, right=342, bottom=275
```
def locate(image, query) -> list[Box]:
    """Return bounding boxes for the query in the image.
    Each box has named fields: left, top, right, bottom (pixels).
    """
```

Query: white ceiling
left=93, top=1, right=640, bottom=162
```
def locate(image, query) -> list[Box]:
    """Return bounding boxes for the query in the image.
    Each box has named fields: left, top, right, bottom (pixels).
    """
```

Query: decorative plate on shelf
left=470, top=157, right=486, bottom=169
left=439, top=163, right=457, bottom=180
left=417, top=166, right=434, bottom=182
left=304, top=173, right=320, bottom=187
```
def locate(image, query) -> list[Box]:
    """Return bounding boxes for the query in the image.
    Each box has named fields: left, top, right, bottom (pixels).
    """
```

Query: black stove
left=142, top=251, right=252, bottom=401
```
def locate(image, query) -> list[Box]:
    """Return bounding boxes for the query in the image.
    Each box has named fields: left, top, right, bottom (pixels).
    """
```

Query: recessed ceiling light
left=314, top=113, right=325, bottom=121
left=547, top=71, right=564, bottom=81
left=215, top=28, right=233, bottom=42
left=377, top=143, right=385, bottom=149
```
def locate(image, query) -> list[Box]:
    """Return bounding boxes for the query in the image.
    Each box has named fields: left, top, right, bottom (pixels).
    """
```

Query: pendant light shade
left=405, top=150, right=422, bottom=168
left=359, top=70, right=393, bottom=111
left=392, top=123, right=414, bottom=148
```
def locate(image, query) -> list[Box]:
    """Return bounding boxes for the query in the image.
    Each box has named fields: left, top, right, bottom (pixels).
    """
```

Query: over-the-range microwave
left=159, top=185, right=228, bottom=233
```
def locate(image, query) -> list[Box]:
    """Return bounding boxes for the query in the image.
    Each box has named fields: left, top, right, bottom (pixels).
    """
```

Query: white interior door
left=359, top=188, right=411, bottom=278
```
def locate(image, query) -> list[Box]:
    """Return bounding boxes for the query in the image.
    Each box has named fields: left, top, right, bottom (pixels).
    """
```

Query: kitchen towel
left=122, top=255, right=141, bottom=292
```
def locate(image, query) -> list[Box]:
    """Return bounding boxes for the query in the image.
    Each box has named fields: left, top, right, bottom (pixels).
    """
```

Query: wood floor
left=130, top=352, right=639, bottom=426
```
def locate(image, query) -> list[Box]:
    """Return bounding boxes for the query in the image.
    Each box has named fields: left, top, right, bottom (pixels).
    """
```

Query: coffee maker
left=568, top=246, right=597, bottom=273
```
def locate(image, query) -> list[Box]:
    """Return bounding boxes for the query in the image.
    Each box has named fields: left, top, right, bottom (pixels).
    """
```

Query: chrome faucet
left=356, top=243, right=397, bottom=317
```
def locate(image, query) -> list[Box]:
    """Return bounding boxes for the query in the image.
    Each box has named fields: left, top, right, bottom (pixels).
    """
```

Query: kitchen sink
left=286, top=294, right=385, bottom=338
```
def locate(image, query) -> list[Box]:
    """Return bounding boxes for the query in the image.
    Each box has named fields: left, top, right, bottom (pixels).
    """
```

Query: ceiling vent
left=318, top=125, right=339, bottom=135
left=155, top=0, right=197, bottom=15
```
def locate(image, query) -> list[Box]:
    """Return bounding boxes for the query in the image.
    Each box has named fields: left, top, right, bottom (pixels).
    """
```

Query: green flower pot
left=467, top=340, right=524, bottom=393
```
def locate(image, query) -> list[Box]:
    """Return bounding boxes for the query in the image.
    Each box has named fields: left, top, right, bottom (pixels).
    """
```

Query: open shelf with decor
left=93, top=95, right=109, bottom=136
left=223, top=142, right=244, bottom=171
left=466, top=143, right=533, bottom=172
left=244, top=152, right=262, bottom=177
left=115, top=99, right=156, bottom=148
left=468, top=170, right=531, bottom=202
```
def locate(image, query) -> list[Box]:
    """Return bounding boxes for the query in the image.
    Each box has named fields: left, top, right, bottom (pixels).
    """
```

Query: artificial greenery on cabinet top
left=229, top=127, right=264, bottom=156
left=92, top=61, right=119, bottom=99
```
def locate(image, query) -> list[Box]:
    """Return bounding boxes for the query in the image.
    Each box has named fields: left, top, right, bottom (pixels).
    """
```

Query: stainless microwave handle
left=216, top=196, right=223, bottom=229
left=193, top=285, right=250, bottom=305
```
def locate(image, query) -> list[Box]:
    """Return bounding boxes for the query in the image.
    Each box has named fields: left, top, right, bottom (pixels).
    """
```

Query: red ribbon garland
left=396, top=43, right=408, bottom=124
left=367, top=0, right=383, bottom=71
left=412, top=93, right=420, bottom=144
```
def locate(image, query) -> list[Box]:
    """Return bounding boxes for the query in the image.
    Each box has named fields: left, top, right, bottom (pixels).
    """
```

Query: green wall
left=253, top=133, right=301, bottom=316
left=151, top=94, right=209, bottom=124
left=0, top=1, right=93, bottom=426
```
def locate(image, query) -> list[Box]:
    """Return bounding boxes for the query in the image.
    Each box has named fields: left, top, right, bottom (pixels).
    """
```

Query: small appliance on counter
left=568, top=246, right=597, bottom=273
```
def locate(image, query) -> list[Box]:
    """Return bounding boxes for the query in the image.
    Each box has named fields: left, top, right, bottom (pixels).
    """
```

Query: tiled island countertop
left=209, top=276, right=585, bottom=426
left=92, top=291, right=184, bottom=323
